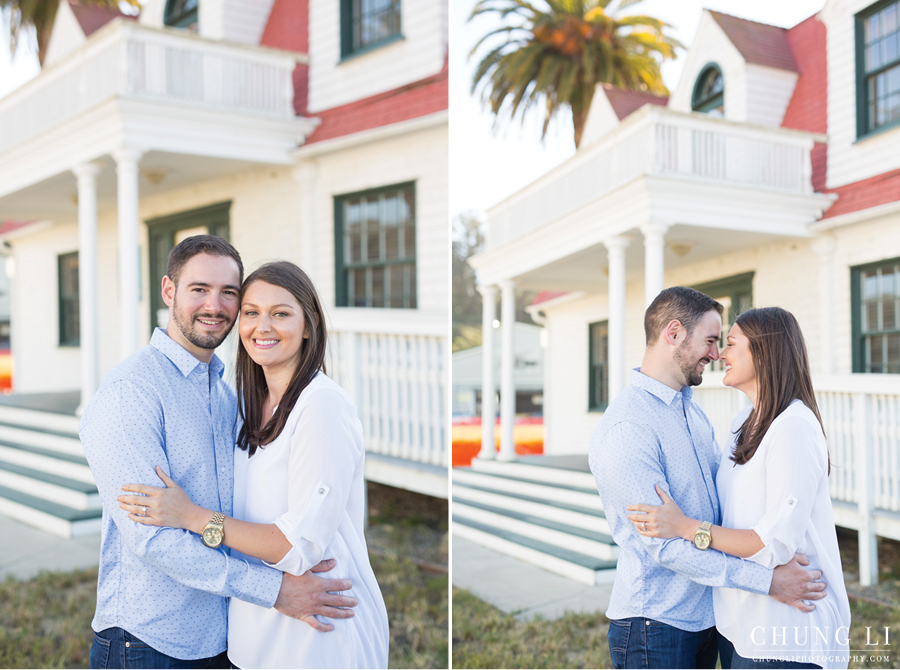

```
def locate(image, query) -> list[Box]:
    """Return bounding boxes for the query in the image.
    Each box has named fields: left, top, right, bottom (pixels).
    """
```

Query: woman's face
left=721, top=323, right=755, bottom=391
left=239, top=281, right=307, bottom=372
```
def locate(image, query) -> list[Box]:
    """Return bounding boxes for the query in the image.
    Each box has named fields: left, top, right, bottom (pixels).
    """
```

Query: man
left=589, top=287, right=826, bottom=669
left=81, top=236, right=355, bottom=669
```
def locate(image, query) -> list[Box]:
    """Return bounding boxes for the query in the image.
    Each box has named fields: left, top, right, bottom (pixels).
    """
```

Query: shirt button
left=318, top=488, right=325, bottom=494
left=646, top=620, right=650, bottom=626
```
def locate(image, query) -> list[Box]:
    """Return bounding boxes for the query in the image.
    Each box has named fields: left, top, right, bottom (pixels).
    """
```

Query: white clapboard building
left=0, top=0, right=449, bottom=537
left=455, top=3, right=900, bottom=587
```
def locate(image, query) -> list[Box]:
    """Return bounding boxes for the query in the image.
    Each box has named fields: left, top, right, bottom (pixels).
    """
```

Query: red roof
left=305, top=56, right=448, bottom=144
left=530, top=291, right=569, bottom=306
left=69, top=1, right=136, bottom=37
left=821, top=167, right=900, bottom=220
left=782, top=14, right=827, bottom=191
left=709, top=10, right=798, bottom=72
left=260, top=0, right=309, bottom=113
left=603, top=85, right=668, bottom=121
left=0, top=220, right=37, bottom=236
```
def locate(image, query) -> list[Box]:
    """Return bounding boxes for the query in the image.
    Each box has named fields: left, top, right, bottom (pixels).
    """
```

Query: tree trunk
left=572, top=103, right=589, bottom=149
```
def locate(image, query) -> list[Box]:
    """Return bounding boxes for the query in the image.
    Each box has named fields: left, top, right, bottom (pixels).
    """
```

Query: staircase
left=452, top=455, right=618, bottom=585
left=0, top=400, right=101, bottom=538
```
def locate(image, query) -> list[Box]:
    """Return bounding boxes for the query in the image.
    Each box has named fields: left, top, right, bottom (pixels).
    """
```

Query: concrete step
left=454, top=498, right=619, bottom=561
left=0, top=460, right=99, bottom=511
left=0, top=421, right=83, bottom=457
left=0, top=484, right=101, bottom=538
left=0, top=404, right=81, bottom=434
left=0, top=442, right=94, bottom=484
left=452, top=515, right=617, bottom=586
left=470, top=458, right=597, bottom=490
left=453, top=482, right=611, bottom=535
left=453, top=468, right=603, bottom=511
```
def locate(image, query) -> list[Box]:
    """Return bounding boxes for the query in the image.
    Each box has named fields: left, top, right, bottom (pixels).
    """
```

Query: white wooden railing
left=694, top=372, right=900, bottom=584
left=486, top=105, right=818, bottom=250
left=0, top=19, right=300, bottom=155
left=328, top=318, right=447, bottom=470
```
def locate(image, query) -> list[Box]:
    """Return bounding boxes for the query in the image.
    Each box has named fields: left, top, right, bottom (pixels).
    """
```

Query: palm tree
left=1, top=0, right=140, bottom=65
left=470, top=0, right=681, bottom=148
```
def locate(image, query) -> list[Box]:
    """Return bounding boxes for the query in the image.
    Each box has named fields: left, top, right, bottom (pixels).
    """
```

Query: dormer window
left=692, top=64, right=724, bottom=116
left=164, top=0, right=198, bottom=30
left=341, top=0, right=402, bottom=59
left=857, top=0, right=900, bottom=136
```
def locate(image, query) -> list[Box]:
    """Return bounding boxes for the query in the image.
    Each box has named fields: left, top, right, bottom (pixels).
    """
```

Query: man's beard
left=674, top=338, right=711, bottom=387
left=171, top=298, right=233, bottom=350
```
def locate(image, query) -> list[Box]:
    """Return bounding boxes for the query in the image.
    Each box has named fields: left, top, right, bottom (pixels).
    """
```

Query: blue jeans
left=607, top=618, right=719, bottom=669
left=717, top=633, right=822, bottom=669
left=90, top=628, right=231, bottom=669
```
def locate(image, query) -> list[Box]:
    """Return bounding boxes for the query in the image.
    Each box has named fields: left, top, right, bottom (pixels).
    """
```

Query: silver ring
left=141, top=506, right=148, bottom=513
left=642, top=522, right=647, bottom=531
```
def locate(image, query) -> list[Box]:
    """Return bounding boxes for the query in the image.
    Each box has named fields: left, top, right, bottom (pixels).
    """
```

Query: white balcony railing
left=328, top=323, right=447, bottom=470
left=694, top=372, right=900, bottom=516
left=486, top=105, right=819, bottom=250
left=0, top=19, right=300, bottom=156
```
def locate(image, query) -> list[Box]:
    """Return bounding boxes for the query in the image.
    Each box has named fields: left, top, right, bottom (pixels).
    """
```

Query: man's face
left=162, top=253, right=241, bottom=357
left=673, top=310, right=722, bottom=387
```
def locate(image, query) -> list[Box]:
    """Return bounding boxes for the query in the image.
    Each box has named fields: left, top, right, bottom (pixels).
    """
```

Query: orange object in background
left=0, top=349, right=12, bottom=392
left=451, top=419, right=544, bottom=467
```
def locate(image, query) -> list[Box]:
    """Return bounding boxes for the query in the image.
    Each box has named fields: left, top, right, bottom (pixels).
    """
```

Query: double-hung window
left=340, top=0, right=402, bottom=58
left=857, top=0, right=900, bottom=136
left=588, top=320, right=609, bottom=411
left=852, top=257, right=900, bottom=373
left=335, top=183, right=416, bottom=309
left=59, top=252, right=80, bottom=347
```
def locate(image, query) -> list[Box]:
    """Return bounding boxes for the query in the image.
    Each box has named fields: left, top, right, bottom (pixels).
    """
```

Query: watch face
left=695, top=533, right=711, bottom=550
left=203, top=528, right=223, bottom=546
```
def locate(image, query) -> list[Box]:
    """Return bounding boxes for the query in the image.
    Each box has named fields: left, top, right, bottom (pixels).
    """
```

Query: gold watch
left=201, top=512, right=225, bottom=548
left=692, top=521, right=712, bottom=550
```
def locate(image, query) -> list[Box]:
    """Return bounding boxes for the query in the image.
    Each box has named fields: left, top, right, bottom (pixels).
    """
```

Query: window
left=589, top=320, right=609, bottom=411
left=164, top=0, right=198, bottom=29
left=335, top=183, right=416, bottom=309
left=340, top=0, right=402, bottom=58
left=59, top=252, right=79, bottom=347
left=691, top=272, right=754, bottom=372
left=852, top=257, right=900, bottom=373
left=857, top=0, right=900, bottom=136
left=692, top=64, right=724, bottom=116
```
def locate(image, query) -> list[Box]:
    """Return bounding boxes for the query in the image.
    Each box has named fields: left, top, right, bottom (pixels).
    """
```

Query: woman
left=627, top=307, right=850, bottom=670
left=117, top=261, right=389, bottom=669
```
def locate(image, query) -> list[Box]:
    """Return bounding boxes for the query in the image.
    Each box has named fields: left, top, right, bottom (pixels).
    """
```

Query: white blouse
left=227, top=372, right=389, bottom=669
left=714, top=400, right=850, bottom=670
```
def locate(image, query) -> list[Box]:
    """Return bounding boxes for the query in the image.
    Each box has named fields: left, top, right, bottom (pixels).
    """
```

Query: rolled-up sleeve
left=591, top=421, right=772, bottom=595
left=748, top=416, right=825, bottom=569
left=81, top=380, right=282, bottom=608
left=266, top=388, right=363, bottom=576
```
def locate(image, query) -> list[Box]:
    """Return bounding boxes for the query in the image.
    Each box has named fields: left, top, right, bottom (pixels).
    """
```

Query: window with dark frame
left=589, top=320, right=609, bottom=412
left=691, top=272, right=754, bottom=373
left=164, top=0, right=199, bottom=29
left=341, top=0, right=402, bottom=58
left=692, top=64, right=725, bottom=115
left=59, top=252, right=80, bottom=347
left=335, top=183, right=416, bottom=309
left=857, top=0, right=900, bottom=136
left=852, top=258, right=900, bottom=373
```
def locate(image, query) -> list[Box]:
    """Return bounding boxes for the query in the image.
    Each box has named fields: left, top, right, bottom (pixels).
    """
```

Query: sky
left=449, top=0, right=828, bottom=221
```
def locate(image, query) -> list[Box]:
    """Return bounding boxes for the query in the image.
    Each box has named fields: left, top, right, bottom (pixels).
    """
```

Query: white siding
left=199, top=0, right=275, bottom=45
left=745, top=64, right=799, bottom=128
left=308, top=0, right=447, bottom=113
left=821, top=0, right=900, bottom=188
left=580, top=88, right=620, bottom=148
left=44, top=2, right=87, bottom=68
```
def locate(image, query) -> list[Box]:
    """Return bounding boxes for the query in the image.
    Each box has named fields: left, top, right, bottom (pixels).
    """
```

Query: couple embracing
left=590, top=287, right=851, bottom=670
left=80, top=235, right=389, bottom=669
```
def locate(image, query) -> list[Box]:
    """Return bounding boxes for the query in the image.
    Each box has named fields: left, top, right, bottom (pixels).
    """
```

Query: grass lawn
left=453, top=533, right=900, bottom=669
left=0, top=482, right=448, bottom=669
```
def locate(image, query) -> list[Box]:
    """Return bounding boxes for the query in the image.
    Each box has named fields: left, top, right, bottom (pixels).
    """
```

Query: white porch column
left=498, top=279, right=517, bottom=461
left=641, top=222, right=669, bottom=307
left=812, top=235, right=836, bottom=374
left=477, top=285, right=498, bottom=460
left=73, top=161, right=104, bottom=415
left=605, top=236, right=631, bottom=401
left=113, top=148, right=144, bottom=360
left=292, top=161, right=319, bottom=280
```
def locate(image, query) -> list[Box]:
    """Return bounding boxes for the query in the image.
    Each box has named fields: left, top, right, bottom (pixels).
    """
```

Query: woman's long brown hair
left=236, top=261, right=327, bottom=457
left=730, top=306, right=829, bottom=473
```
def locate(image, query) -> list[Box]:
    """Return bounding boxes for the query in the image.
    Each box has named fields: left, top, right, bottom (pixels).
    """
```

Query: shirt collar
left=629, top=367, right=693, bottom=406
left=150, top=328, right=225, bottom=379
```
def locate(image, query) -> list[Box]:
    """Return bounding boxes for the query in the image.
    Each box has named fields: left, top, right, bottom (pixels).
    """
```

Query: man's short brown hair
left=166, top=235, right=243, bottom=287
left=644, top=287, right=724, bottom=345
